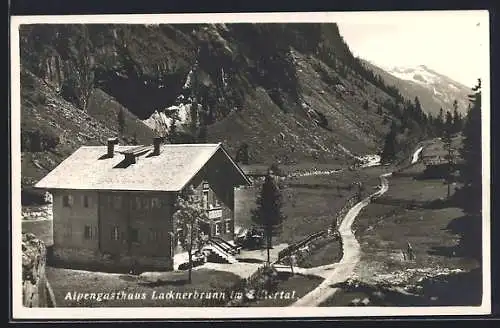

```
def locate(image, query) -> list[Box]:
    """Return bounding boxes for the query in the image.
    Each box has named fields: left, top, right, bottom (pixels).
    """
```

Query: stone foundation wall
left=50, top=247, right=173, bottom=273
left=22, top=233, right=48, bottom=307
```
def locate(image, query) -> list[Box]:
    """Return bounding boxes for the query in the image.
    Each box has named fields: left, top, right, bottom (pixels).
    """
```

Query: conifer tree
left=452, top=100, right=463, bottom=133
left=445, top=110, right=454, bottom=134
left=414, top=97, right=422, bottom=115
left=458, top=79, right=482, bottom=215
left=437, top=108, right=445, bottom=135
left=442, top=110, right=455, bottom=198
left=251, top=169, right=287, bottom=264
left=381, top=121, right=398, bottom=164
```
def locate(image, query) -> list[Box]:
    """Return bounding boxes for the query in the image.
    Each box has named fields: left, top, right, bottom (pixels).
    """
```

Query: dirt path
left=290, top=144, right=425, bottom=306
left=291, top=173, right=391, bottom=306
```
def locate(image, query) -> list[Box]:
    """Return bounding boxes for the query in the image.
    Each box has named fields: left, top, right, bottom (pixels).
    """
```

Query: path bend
left=291, top=172, right=391, bottom=307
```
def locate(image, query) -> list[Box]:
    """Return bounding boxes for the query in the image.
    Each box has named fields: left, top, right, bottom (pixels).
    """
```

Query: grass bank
left=46, top=267, right=241, bottom=307
left=244, top=272, right=324, bottom=307
left=322, top=159, right=481, bottom=306
left=235, top=167, right=381, bottom=245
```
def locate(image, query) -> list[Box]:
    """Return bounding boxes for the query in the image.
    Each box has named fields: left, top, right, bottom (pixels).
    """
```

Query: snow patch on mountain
left=143, top=98, right=195, bottom=136
left=387, top=65, right=440, bottom=86
left=143, top=61, right=202, bottom=136
left=378, top=64, right=471, bottom=113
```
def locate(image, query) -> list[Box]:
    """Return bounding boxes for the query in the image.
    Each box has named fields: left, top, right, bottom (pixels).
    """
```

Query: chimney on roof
left=152, top=136, right=163, bottom=156
left=107, top=137, right=118, bottom=158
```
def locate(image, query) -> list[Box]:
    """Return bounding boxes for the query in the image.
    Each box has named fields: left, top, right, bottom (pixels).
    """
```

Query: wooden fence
left=275, top=193, right=360, bottom=263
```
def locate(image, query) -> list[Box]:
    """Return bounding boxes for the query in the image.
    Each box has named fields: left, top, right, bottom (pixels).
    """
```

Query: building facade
left=35, top=139, right=250, bottom=272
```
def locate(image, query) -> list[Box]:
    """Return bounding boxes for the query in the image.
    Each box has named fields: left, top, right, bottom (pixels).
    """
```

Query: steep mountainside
left=361, top=60, right=471, bottom=115
left=19, top=23, right=428, bottom=198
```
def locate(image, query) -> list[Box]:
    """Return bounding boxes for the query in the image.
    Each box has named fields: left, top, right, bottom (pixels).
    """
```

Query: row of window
left=109, top=226, right=167, bottom=243
left=63, top=195, right=89, bottom=208
left=76, top=221, right=231, bottom=242
left=62, top=192, right=222, bottom=210
left=62, top=195, right=166, bottom=210
left=80, top=224, right=167, bottom=243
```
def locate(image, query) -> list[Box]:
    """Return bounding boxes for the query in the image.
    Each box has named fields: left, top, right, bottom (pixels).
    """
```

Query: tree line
left=380, top=95, right=466, bottom=164
left=380, top=78, right=482, bottom=218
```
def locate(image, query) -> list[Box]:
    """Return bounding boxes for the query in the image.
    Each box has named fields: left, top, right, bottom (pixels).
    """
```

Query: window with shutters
left=111, top=226, right=120, bottom=241
left=84, top=225, right=92, bottom=240
left=63, top=194, right=74, bottom=207
left=142, top=197, right=150, bottom=210
left=151, top=197, right=160, bottom=208
left=149, top=229, right=161, bottom=242
left=83, top=195, right=90, bottom=208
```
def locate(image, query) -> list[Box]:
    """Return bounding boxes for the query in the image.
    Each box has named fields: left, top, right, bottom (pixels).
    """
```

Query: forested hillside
left=19, top=23, right=443, bottom=199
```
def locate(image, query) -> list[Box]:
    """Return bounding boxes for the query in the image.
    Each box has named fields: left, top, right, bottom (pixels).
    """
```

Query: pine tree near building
left=251, top=170, right=287, bottom=264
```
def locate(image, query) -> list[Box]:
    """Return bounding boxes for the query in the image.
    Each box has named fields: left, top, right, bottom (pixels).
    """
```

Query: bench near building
left=34, top=138, right=251, bottom=272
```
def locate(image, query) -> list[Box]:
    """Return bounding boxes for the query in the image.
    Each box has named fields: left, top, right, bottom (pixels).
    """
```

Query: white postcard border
left=10, top=11, right=491, bottom=319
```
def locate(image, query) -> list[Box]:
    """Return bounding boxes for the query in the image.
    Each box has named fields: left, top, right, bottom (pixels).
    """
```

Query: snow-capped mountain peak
left=384, top=64, right=442, bottom=86
left=369, top=61, right=472, bottom=115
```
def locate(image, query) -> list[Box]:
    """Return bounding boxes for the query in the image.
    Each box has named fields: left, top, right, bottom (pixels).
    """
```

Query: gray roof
left=34, top=143, right=250, bottom=192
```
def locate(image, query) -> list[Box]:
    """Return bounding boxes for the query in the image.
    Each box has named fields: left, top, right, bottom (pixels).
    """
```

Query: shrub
left=21, top=187, right=49, bottom=206
left=21, top=129, right=60, bottom=152
left=269, top=163, right=284, bottom=176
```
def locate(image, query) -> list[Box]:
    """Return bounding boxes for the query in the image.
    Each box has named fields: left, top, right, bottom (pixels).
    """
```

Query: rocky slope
left=22, top=233, right=50, bottom=307
left=361, top=60, right=471, bottom=116
left=19, top=23, right=429, bottom=200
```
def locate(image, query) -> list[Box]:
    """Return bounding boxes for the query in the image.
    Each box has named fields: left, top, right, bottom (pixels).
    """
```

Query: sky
left=337, top=12, right=488, bottom=88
